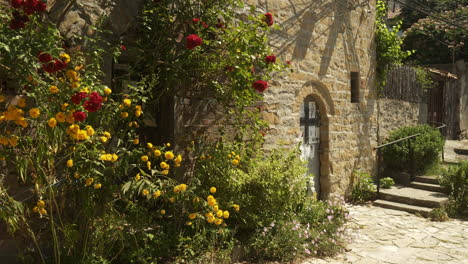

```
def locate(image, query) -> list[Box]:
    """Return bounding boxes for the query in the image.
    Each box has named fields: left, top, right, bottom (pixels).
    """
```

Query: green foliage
left=349, top=171, right=376, bottom=203
left=382, top=125, right=444, bottom=173
left=414, top=67, right=434, bottom=90
left=379, top=177, right=395, bottom=189
left=375, top=0, right=413, bottom=89
left=440, top=161, right=468, bottom=216
left=429, top=207, right=449, bottom=221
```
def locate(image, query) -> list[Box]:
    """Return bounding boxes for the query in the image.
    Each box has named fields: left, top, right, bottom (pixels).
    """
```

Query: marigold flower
left=17, top=98, right=26, bottom=108
left=189, top=213, right=196, bottom=220
left=166, top=143, right=171, bottom=147
left=153, top=190, right=161, bottom=198
left=193, top=197, right=200, bottom=203
left=216, top=210, right=223, bottom=218
left=162, top=169, right=169, bottom=175
left=49, top=85, right=59, bottom=93
left=135, top=109, right=142, bottom=117
left=146, top=161, right=151, bottom=170
left=47, top=118, right=57, bottom=128
left=85, top=125, right=94, bottom=136
left=147, top=143, right=153, bottom=149
left=112, top=154, right=118, bottom=162
left=39, top=208, right=47, bottom=215
left=232, top=159, right=240, bottom=166
left=103, top=131, right=111, bottom=138
left=33, top=206, right=39, bottom=213
left=141, top=155, right=149, bottom=162
left=66, top=159, right=73, bottom=167
left=103, top=87, right=112, bottom=95
left=214, top=218, right=223, bottom=225
left=179, top=184, right=187, bottom=191
left=94, top=183, right=102, bottom=189
left=85, top=177, right=94, bottom=186
left=135, top=173, right=141, bottom=181
left=133, top=138, right=139, bottom=144
left=60, top=53, right=71, bottom=63
left=207, top=217, right=215, bottom=223
left=100, top=136, right=108, bottom=143
left=37, top=200, right=45, bottom=208
left=61, top=103, right=69, bottom=111
left=186, top=221, right=192, bottom=226
left=213, top=205, right=219, bottom=212
left=123, top=99, right=131, bottom=107
left=210, top=187, right=217, bottom=194
left=160, top=161, right=169, bottom=169
left=120, top=112, right=129, bottom=118
left=160, top=209, right=166, bottom=215
left=169, top=197, right=175, bottom=203
left=8, top=136, right=19, bottom=146
left=232, top=204, right=240, bottom=212
left=55, top=112, right=66, bottom=122
left=74, top=173, right=80, bottom=179
left=223, top=210, right=230, bottom=219
left=142, top=189, right=149, bottom=196
left=154, top=150, right=161, bottom=156
left=173, top=185, right=180, bottom=193
left=165, top=151, right=175, bottom=160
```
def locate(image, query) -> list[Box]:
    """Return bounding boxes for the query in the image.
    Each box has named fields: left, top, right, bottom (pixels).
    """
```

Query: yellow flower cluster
left=66, top=70, right=80, bottom=89
left=66, top=124, right=92, bottom=140
left=173, top=183, right=187, bottom=193
left=33, top=200, right=47, bottom=216
left=204, top=193, right=230, bottom=225
left=100, top=153, right=118, bottom=162
left=0, top=135, right=19, bottom=147
left=229, top=152, right=241, bottom=166
left=1, top=105, right=28, bottom=128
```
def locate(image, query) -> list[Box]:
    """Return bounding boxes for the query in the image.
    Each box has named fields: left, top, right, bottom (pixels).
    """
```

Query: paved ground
left=302, top=205, right=468, bottom=264
left=444, top=139, right=468, bottom=163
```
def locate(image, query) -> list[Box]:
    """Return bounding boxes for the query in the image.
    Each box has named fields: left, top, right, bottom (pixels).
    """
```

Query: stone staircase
left=373, top=175, right=449, bottom=217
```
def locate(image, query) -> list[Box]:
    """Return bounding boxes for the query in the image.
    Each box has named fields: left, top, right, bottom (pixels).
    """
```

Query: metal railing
left=374, top=122, right=446, bottom=194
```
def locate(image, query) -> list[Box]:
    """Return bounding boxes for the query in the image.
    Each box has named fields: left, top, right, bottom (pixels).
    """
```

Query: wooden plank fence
left=381, top=65, right=424, bottom=103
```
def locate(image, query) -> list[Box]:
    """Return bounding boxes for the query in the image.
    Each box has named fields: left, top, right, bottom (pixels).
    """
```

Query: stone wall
left=377, top=99, right=427, bottom=141
left=246, top=0, right=378, bottom=198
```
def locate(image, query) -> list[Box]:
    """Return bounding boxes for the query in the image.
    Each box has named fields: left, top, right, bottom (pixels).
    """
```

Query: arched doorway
left=300, top=95, right=321, bottom=197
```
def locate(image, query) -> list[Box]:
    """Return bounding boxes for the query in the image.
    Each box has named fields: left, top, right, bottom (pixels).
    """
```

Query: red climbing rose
left=186, top=34, right=202, bottom=50
left=264, top=13, right=274, bottom=26
left=252, top=80, right=268, bottom=93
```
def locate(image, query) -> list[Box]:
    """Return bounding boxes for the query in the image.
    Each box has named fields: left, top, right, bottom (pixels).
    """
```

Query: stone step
left=379, top=186, right=448, bottom=208
left=413, top=175, right=439, bottom=185
left=454, top=148, right=468, bottom=155
left=372, top=200, right=432, bottom=217
left=408, top=182, right=448, bottom=193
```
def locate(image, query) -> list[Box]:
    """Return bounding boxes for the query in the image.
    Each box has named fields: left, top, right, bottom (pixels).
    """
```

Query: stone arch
left=294, top=81, right=334, bottom=199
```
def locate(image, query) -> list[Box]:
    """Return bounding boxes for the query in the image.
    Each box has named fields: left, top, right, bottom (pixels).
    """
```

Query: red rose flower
left=11, top=0, right=24, bottom=9
left=120, top=45, right=126, bottom=51
left=83, top=92, right=103, bottom=112
left=186, top=34, right=202, bottom=50
left=71, top=92, right=88, bottom=104
left=192, top=18, right=200, bottom=23
left=73, top=111, right=87, bottom=122
left=34, top=1, right=46, bottom=12
left=37, top=52, right=52, bottom=63
left=286, top=60, right=291, bottom=65
left=53, top=59, right=67, bottom=72
left=265, top=55, right=276, bottom=63
left=252, top=80, right=268, bottom=93
left=201, top=21, right=208, bottom=28
left=264, top=13, right=274, bottom=26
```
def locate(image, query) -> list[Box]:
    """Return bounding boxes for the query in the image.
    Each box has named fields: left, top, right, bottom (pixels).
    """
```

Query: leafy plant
left=429, top=207, right=449, bottom=221
left=382, top=124, right=444, bottom=173
left=349, top=171, right=376, bottom=203
left=440, top=161, right=468, bottom=216
left=379, top=177, right=395, bottom=189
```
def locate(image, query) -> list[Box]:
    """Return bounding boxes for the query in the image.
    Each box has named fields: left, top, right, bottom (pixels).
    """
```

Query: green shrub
left=382, top=124, right=444, bottom=173
left=349, top=171, right=376, bottom=203
left=440, top=161, right=468, bottom=216
left=429, top=208, right=449, bottom=222
left=379, top=177, right=395, bottom=189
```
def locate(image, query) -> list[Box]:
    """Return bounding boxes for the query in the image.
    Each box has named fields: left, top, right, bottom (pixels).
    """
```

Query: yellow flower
left=8, top=136, right=19, bottom=147
left=189, top=213, right=196, bottom=220
left=74, top=173, right=80, bottom=179
left=17, top=98, right=26, bottom=108
left=146, top=161, right=151, bottom=170
left=65, top=112, right=75, bottom=123
left=80, top=87, right=90, bottom=93
left=55, top=112, right=66, bottom=122
left=60, top=53, right=71, bottom=63
left=135, top=173, right=141, bottom=181
left=205, top=212, right=214, bottom=218
left=231, top=151, right=236, bottom=156
left=85, top=177, right=94, bottom=186
left=133, top=138, right=139, bottom=144
left=216, top=210, right=223, bottom=218
left=0, top=95, right=5, bottom=102
left=135, top=109, right=142, bottom=117
left=175, top=154, right=182, bottom=163
left=154, top=149, right=161, bottom=156
left=193, top=197, right=200, bottom=203
left=103, top=131, right=111, bottom=138
left=66, top=70, right=78, bottom=81
left=37, top=200, right=45, bottom=208
left=166, top=143, right=171, bottom=147
left=228, top=154, right=232, bottom=158
left=141, top=155, right=149, bottom=162
left=70, top=82, right=80, bottom=89
left=85, top=125, right=95, bottom=136
left=164, top=151, right=175, bottom=160
left=104, top=87, right=112, bottom=95
left=210, top=187, right=217, bottom=194
left=160, top=209, right=166, bottom=215
left=120, top=112, right=129, bottom=118
left=169, top=197, right=175, bottom=203
left=66, top=159, right=73, bottom=168
left=123, top=99, right=131, bottom=107
left=207, top=198, right=217, bottom=207
left=162, top=169, right=169, bottom=175
left=61, top=103, right=69, bottom=111
left=142, top=189, right=149, bottom=196
left=33, top=206, right=39, bottom=212
left=112, top=154, right=118, bottom=162
left=49, top=85, right=59, bottom=93
left=75, top=65, right=84, bottom=71
left=223, top=210, right=230, bottom=219
left=213, top=205, right=219, bottom=212
left=232, top=159, right=240, bottom=166
left=147, top=143, right=153, bottom=149
left=232, top=204, right=240, bottom=212
left=160, top=161, right=169, bottom=169
left=153, top=190, right=161, bottom=198
left=173, top=185, right=180, bottom=193
left=179, top=184, right=187, bottom=191
left=0, top=136, right=8, bottom=146
left=39, top=208, right=47, bottom=215
left=207, top=217, right=215, bottom=223
left=214, top=218, right=223, bottom=225
left=94, top=183, right=102, bottom=189
left=186, top=221, right=192, bottom=226
left=100, top=136, right=108, bottom=143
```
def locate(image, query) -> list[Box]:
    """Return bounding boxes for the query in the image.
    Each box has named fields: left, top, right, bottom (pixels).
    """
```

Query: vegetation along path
left=302, top=205, right=468, bottom=264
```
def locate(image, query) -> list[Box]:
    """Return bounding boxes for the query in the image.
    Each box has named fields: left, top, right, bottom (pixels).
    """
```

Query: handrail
left=374, top=122, right=446, bottom=194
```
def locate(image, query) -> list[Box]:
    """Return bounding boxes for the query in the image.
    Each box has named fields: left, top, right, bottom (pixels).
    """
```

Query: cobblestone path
left=302, top=205, right=468, bottom=264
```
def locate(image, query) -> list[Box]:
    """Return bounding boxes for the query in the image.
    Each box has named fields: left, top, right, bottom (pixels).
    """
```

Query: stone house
left=0, top=0, right=381, bottom=200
